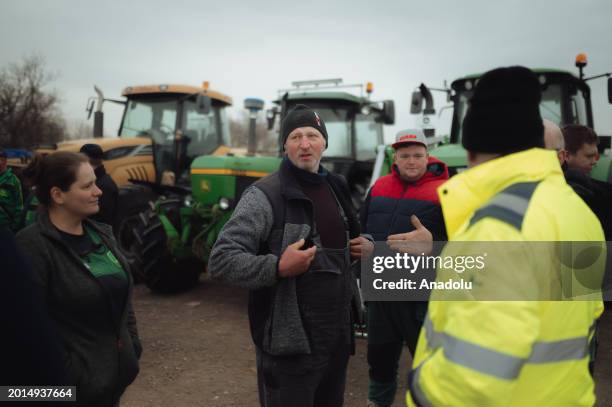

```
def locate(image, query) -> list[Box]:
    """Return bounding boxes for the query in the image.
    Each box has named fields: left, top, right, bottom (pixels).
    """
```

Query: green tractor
left=132, top=78, right=396, bottom=292
left=372, top=55, right=612, bottom=183
left=91, top=82, right=240, bottom=291
left=269, top=78, right=395, bottom=208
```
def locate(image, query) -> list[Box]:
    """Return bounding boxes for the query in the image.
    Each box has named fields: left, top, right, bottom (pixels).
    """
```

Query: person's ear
left=50, top=186, right=65, bottom=206
left=467, top=150, right=477, bottom=168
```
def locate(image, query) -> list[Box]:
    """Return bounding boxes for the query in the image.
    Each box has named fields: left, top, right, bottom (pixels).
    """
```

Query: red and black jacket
left=360, top=156, right=449, bottom=241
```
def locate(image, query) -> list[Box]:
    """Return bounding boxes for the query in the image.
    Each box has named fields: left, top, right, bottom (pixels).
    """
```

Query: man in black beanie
left=407, top=67, right=605, bottom=406
left=209, top=104, right=372, bottom=407
left=280, top=104, right=329, bottom=151
left=461, top=66, right=544, bottom=161
left=80, top=143, right=118, bottom=226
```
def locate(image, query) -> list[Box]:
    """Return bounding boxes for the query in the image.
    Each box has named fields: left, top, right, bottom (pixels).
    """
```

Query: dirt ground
left=122, top=275, right=612, bottom=407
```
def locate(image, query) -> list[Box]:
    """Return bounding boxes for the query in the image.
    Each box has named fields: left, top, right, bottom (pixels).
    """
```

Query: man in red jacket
left=361, top=129, right=448, bottom=407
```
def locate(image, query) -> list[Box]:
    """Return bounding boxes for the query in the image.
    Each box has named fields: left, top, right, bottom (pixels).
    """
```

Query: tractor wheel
left=133, top=200, right=203, bottom=293
left=116, top=213, right=144, bottom=283
left=115, top=184, right=158, bottom=283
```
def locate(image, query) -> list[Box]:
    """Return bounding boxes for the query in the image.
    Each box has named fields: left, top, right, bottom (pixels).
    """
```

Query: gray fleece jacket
left=208, top=162, right=362, bottom=356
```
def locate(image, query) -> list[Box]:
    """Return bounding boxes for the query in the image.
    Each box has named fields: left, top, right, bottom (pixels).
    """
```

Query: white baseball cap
left=392, top=129, right=427, bottom=149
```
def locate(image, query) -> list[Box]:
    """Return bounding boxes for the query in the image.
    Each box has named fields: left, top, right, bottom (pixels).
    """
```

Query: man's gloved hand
left=387, top=215, right=433, bottom=255
left=278, top=238, right=317, bottom=278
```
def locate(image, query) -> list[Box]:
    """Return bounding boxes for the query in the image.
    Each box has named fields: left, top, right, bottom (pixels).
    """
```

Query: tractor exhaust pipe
left=244, top=98, right=264, bottom=156
left=93, top=85, right=104, bottom=138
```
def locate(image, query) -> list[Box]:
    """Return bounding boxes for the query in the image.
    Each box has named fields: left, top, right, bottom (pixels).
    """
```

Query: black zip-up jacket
left=92, top=165, right=118, bottom=226
left=16, top=211, right=141, bottom=407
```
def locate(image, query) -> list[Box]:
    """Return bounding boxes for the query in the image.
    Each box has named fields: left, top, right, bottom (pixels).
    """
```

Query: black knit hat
left=462, top=66, right=544, bottom=154
left=79, top=143, right=104, bottom=160
left=281, top=104, right=328, bottom=147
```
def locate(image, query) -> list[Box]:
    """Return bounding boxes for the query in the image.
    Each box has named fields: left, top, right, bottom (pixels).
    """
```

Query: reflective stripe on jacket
left=407, top=148, right=605, bottom=407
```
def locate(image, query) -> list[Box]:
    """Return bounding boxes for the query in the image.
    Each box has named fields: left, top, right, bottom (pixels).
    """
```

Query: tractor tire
left=115, top=184, right=158, bottom=283
left=133, top=199, right=203, bottom=293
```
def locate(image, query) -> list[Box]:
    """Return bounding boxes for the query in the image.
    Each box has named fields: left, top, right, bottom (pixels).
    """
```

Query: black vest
left=248, top=161, right=360, bottom=356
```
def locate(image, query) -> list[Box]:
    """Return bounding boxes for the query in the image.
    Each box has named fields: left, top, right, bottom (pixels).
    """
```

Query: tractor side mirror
left=382, top=100, right=395, bottom=124
left=196, top=94, right=212, bottom=114
left=410, top=91, right=423, bottom=114
left=267, top=106, right=279, bottom=130
left=608, top=77, right=612, bottom=104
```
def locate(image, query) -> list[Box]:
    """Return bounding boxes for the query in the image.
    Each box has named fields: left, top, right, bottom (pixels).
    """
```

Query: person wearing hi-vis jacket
left=406, top=66, right=605, bottom=407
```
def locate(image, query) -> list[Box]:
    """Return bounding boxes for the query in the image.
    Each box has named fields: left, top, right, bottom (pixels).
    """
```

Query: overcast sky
left=1, top=0, right=611, bottom=143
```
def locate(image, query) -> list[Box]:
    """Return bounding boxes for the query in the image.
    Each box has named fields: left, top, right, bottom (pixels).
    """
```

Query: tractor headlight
left=219, top=197, right=230, bottom=211
left=183, top=195, right=194, bottom=207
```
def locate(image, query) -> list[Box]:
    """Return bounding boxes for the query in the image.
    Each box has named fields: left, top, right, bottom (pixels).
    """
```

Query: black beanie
left=281, top=104, right=328, bottom=147
left=462, top=66, right=544, bottom=154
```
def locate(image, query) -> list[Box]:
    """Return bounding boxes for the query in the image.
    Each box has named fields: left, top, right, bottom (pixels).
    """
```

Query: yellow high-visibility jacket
left=407, top=148, right=605, bottom=407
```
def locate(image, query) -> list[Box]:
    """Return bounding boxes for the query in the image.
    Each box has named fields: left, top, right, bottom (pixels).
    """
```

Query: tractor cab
left=407, top=57, right=612, bottom=181
left=449, top=70, right=595, bottom=146
left=118, top=83, right=233, bottom=186
left=271, top=78, right=395, bottom=206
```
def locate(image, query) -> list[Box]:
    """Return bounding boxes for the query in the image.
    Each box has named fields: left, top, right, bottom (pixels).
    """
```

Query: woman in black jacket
left=16, top=152, right=141, bottom=407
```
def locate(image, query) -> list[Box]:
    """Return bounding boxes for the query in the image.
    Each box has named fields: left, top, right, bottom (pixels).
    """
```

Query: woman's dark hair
left=23, top=152, right=89, bottom=206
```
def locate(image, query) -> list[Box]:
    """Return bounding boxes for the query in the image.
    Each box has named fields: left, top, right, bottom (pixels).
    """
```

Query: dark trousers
left=366, top=301, right=427, bottom=407
left=256, top=339, right=350, bottom=407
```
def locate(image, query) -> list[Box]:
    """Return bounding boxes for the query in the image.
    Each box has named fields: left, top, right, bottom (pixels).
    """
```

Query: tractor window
left=540, top=84, right=563, bottom=124
left=121, top=99, right=178, bottom=143
left=453, top=92, right=472, bottom=143
left=568, top=86, right=588, bottom=125
left=454, top=84, right=565, bottom=143
left=355, top=113, right=381, bottom=160
left=103, top=146, right=136, bottom=160
left=182, top=101, right=220, bottom=158
left=315, top=107, right=351, bottom=158
left=217, top=107, right=231, bottom=147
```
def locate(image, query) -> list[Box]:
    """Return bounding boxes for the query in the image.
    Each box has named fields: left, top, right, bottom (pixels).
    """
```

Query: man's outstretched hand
left=387, top=215, right=433, bottom=255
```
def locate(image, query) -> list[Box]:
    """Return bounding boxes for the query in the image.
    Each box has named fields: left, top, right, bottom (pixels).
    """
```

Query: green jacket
left=0, top=168, right=23, bottom=232
left=16, top=211, right=142, bottom=407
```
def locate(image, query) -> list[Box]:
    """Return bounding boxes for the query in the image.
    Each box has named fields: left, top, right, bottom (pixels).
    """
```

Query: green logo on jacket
left=106, top=251, right=121, bottom=267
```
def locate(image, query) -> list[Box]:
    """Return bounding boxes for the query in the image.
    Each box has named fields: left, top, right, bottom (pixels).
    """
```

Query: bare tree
left=66, top=119, right=94, bottom=140
left=0, top=55, right=65, bottom=148
left=229, top=110, right=248, bottom=147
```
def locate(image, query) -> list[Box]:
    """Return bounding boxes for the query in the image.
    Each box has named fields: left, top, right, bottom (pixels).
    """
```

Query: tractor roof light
left=575, top=53, right=588, bottom=68
left=202, top=81, right=210, bottom=90
left=366, top=82, right=374, bottom=95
